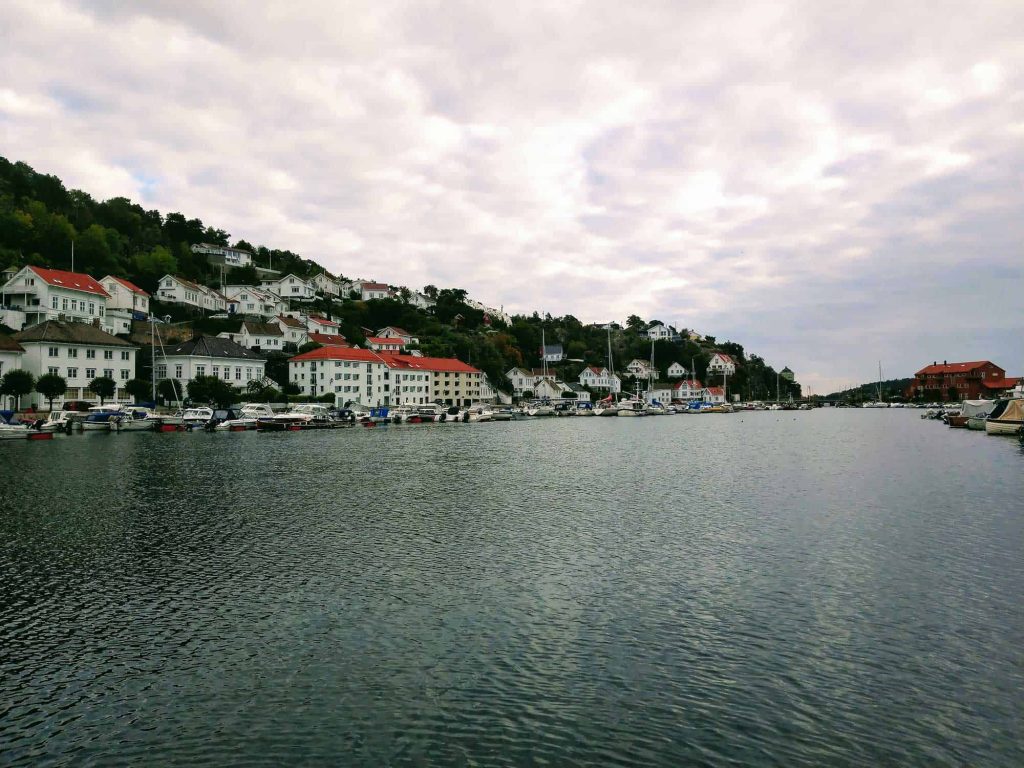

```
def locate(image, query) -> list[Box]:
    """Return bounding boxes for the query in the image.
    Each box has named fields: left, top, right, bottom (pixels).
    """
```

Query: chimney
left=943, top=360, right=947, bottom=365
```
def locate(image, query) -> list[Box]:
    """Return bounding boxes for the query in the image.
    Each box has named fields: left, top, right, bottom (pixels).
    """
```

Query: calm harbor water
left=1, top=411, right=1022, bottom=766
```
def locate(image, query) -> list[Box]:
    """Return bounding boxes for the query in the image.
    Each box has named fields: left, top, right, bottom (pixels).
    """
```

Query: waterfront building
left=288, top=347, right=438, bottom=407
left=908, top=360, right=1020, bottom=400
left=506, top=367, right=536, bottom=395
left=578, top=365, right=621, bottom=393
left=703, top=386, right=726, bottom=403
left=533, top=378, right=567, bottom=400
left=100, top=276, right=149, bottom=316
left=707, top=352, right=737, bottom=376
left=673, top=379, right=703, bottom=401
left=13, top=321, right=137, bottom=408
left=667, top=362, right=688, bottom=378
left=643, top=384, right=675, bottom=405
left=565, top=383, right=591, bottom=403
left=0, top=334, right=25, bottom=407
left=1, top=266, right=109, bottom=330
left=156, top=335, right=266, bottom=394
left=217, top=321, right=285, bottom=351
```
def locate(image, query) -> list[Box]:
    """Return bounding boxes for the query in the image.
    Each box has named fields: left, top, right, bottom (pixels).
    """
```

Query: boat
left=38, top=410, right=77, bottom=433
left=960, top=400, right=996, bottom=430
left=574, top=402, right=595, bottom=416
left=616, top=397, right=647, bottom=416
left=388, top=405, right=417, bottom=423
left=181, top=407, right=214, bottom=428
left=81, top=407, right=119, bottom=431
left=490, top=407, right=514, bottom=421
left=466, top=404, right=494, bottom=422
left=214, top=403, right=275, bottom=431
left=257, top=403, right=336, bottom=431
left=984, top=398, right=1024, bottom=435
left=0, top=410, right=35, bottom=440
left=412, top=403, right=446, bottom=422
left=111, top=406, right=160, bottom=431
left=526, top=401, right=556, bottom=417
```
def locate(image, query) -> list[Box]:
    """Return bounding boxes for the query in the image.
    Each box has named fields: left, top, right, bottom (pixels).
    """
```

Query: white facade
left=360, top=283, right=393, bottom=301
left=217, top=322, right=285, bottom=351
left=104, top=308, right=136, bottom=336
left=1, top=266, right=109, bottom=329
left=306, top=315, right=342, bottom=335
left=15, top=331, right=137, bottom=408
left=408, top=292, right=436, bottom=310
left=579, top=366, right=622, bottom=393
left=222, top=285, right=288, bottom=317
left=366, top=337, right=405, bottom=352
left=533, top=378, right=567, bottom=399
left=377, top=326, right=419, bottom=345
left=673, top=379, right=703, bottom=401
left=707, top=353, right=736, bottom=376
left=0, top=340, right=25, bottom=408
left=667, top=362, right=688, bottom=378
left=312, top=273, right=340, bottom=297
left=289, top=349, right=394, bottom=407
left=100, top=276, right=150, bottom=315
left=506, top=367, right=536, bottom=395
left=703, top=386, right=726, bottom=403
left=156, top=337, right=266, bottom=398
left=642, top=323, right=679, bottom=341
left=157, top=275, right=211, bottom=310
left=261, top=274, right=316, bottom=302
left=191, top=243, right=253, bottom=267
left=276, top=316, right=310, bottom=346
left=626, top=359, right=656, bottom=379
left=643, top=386, right=674, bottom=405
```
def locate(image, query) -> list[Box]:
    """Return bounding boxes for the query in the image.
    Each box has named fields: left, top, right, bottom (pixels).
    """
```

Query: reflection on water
left=2, top=411, right=1022, bottom=766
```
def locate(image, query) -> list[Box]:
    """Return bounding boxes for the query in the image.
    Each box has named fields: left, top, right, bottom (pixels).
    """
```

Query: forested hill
left=0, top=156, right=800, bottom=399
left=823, top=379, right=913, bottom=402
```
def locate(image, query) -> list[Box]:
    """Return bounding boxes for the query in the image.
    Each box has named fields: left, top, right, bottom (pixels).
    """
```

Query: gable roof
left=705, top=386, right=725, bottom=395
left=26, top=266, right=109, bottom=297
left=307, top=332, right=348, bottom=346
left=307, top=314, right=339, bottom=327
left=104, top=275, right=149, bottom=296
left=673, top=379, right=703, bottom=389
left=277, top=314, right=305, bottom=328
left=915, top=360, right=995, bottom=376
left=162, top=335, right=263, bottom=360
left=711, top=352, right=735, bottom=364
left=14, top=320, right=134, bottom=347
left=366, top=336, right=405, bottom=346
left=980, top=376, right=1020, bottom=390
left=378, top=326, right=411, bottom=336
left=361, top=282, right=390, bottom=291
left=241, top=321, right=283, bottom=337
left=0, top=333, right=25, bottom=352
left=383, top=354, right=480, bottom=374
left=290, top=347, right=385, bottom=363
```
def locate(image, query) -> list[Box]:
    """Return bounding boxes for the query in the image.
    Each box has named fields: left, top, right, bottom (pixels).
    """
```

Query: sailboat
left=593, top=325, right=619, bottom=416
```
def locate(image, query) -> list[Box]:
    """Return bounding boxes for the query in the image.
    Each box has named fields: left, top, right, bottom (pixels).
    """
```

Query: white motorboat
left=985, top=398, right=1024, bottom=435
left=0, top=410, right=34, bottom=440
left=616, top=397, right=647, bottom=416
left=181, top=407, right=214, bottom=428
left=490, top=408, right=514, bottom=421
left=466, top=404, right=494, bottom=422
left=526, top=401, right=556, bottom=417
left=81, top=406, right=119, bottom=431
left=257, top=403, right=335, bottom=430
left=388, top=405, right=417, bottom=423
left=111, top=406, right=159, bottom=431
left=38, top=410, right=76, bottom=432
left=214, top=403, right=274, bottom=431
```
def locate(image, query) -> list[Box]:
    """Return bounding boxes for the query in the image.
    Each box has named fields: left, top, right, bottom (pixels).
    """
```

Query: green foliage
left=88, top=375, right=116, bottom=404
left=157, top=378, right=181, bottom=404
left=1, top=368, right=35, bottom=405
left=34, top=373, right=67, bottom=409
left=186, top=375, right=237, bottom=407
left=124, top=378, right=152, bottom=402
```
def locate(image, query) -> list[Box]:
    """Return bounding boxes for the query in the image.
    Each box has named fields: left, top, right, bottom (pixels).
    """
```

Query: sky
left=2, top=0, right=1022, bottom=394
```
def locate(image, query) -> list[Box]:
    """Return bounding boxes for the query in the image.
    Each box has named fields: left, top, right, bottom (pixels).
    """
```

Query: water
left=1, top=411, right=1022, bottom=766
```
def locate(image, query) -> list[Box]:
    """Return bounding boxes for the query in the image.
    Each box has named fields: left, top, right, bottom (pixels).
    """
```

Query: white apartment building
left=156, top=275, right=225, bottom=312
left=191, top=243, right=253, bottom=268
left=578, top=366, right=622, bottom=393
left=13, top=320, right=137, bottom=408
left=156, top=335, right=266, bottom=396
left=261, top=274, right=316, bottom=302
left=1, top=266, right=109, bottom=330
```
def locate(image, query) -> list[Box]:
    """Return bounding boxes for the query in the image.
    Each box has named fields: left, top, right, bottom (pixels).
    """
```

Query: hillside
left=0, top=156, right=800, bottom=399
left=822, top=379, right=913, bottom=402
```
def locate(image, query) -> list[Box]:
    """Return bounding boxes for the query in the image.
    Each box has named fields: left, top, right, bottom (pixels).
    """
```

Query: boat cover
left=992, top=398, right=1024, bottom=422
left=961, top=400, right=996, bottom=418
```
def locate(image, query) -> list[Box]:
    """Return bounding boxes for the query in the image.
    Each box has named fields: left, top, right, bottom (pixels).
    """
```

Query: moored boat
left=214, top=403, right=274, bottom=431
left=984, top=398, right=1024, bottom=435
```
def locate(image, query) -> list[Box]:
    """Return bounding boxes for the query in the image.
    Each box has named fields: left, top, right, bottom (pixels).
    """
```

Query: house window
left=85, top=349, right=95, bottom=359
left=212, top=366, right=220, bottom=378
left=223, top=368, right=231, bottom=381
left=70, top=299, right=77, bottom=311
left=121, top=351, right=129, bottom=360
left=62, top=298, right=68, bottom=311
left=86, top=368, right=96, bottom=379
left=175, top=365, right=182, bottom=378
left=246, top=367, right=253, bottom=380
left=67, top=367, right=78, bottom=379
left=120, top=369, right=130, bottom=380
left=51, top=296, right=58, bottom=309
left=48, top=346, right=58, bottom=357
left=48, top=367, right=59, bottom=376
left=196, top=365, right=205, bottom=377
left=68, top=348, right=77, bottom=358
left=104, top=351, right=113, bottom=360
left=103, top=369, right=113, bottom=379
left=156, top=365, right=166, bottom=379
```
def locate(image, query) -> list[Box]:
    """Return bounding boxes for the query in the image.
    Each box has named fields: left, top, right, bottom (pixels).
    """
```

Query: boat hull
left=966, top=417, right=987, bottom=430
left=985, top=419, right=1024, bottom=435
left=947, top=415, right=969, bottom=428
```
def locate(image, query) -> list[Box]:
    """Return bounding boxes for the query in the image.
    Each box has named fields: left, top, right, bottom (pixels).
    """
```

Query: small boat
left=214, top=403, right=274, bottom=431
left=960, top=400, right=996, bottom=430
left=0, top=410, right=35, bottom=440
left=181, top=407, right=214, bottom=428
left=110, top=406, right=159, bottom=431
left=38, top=410, right=76, bottom=432
left=985, top=398, right=1024, bottom=435
left=526, top=401, right=556, bottom=417
left=257, top=403, right=336, bottom=431
left=466, top=404, right=494, bottom=422
left=413, top=403, right=446, bottom=422
left=388, top=405, right=416, bottom=423
left=616, top=397, right=647, bottom=416
left=490, top=407, right=514, bottom=421
left=81, top=408, right=119, bottom=431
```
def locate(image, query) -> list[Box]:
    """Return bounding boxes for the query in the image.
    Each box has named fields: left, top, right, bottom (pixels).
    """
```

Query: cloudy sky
left=2, top=0, right=1022, bottom=393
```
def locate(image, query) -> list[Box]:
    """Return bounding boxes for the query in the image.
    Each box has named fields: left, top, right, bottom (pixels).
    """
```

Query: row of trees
left=0, top=369, right=143, bottom=410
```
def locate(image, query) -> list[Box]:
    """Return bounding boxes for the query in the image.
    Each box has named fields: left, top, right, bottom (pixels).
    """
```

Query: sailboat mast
left=151, top=316, right=156, bottom=402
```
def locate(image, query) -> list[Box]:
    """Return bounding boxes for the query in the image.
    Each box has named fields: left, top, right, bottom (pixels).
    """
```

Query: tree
left=422, top=284, right=438, bottom=299
left=34, top=373, right=67, bottom=411
left=227, top=264, right=258, bottom=286
left=187, top=375, right=237, bottom=407
left=124, top=378, right=152, bottom=403
left=626, top=314, right=645, bottom=331
left=157, top=378, right=181, bottom=405
left=88, top=376, right=116, bottom=405
left=1, top=369, right=35, bottom=410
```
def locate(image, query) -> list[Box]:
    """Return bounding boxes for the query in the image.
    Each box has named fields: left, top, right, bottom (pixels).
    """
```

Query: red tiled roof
left=981, top=377, right=1020, bottom=390
left=361, top=282, right=390, bottom=291
left=915, top=361, right=994, bottom=375
left=383, top=354, right=480, bottom=373
left=380, top=326, right=411, bottom=336
left=28, top=266, right=109, bottom=297
left=585, top=366, right=603, bottom=375
left=366, top=336, right=405, bottom=346
left=308, top=314, right=339, bottom=327
left=307, top=332, right=349, bottom=346
left=706, top=386, right=724, bottom=395
left=674, top=379, right=703, bottom=389
left=106, top=275, right=149, bottom=296
left=712, top=353, right=735, bottom=364
left=290, top=347, right=384, bottom=363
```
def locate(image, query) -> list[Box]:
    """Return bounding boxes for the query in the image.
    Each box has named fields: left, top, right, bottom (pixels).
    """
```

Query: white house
left=565, top=383, right=591, bottom=403
left=156, top=335, right=266, bottom=398
left=376, top=326, right=419, bottom=345
left=533, top=378, right=568, bottom=400
left=365, top=336, right=405, bottom=353
left=673, top=379, right=703, bottom=401
left=0, top=333, right=25, bottom=408
left=261, top=274, right=316, bottom=302
left=311, top=273, right=340, bottom=297
left=217, top=321, right=285, bottom=351
left=506, top=367, right=536, bottom=395
left=707, top=352, right=736, bottom=376
left=360, top=282, right=394, bottom=301
left=222, top=285, right=287, bottom=317
left=288, top=347, right=398, bottom=407
left=156, top=275, right=224, bottom=312
left=276, top=314, right=311, bottom=347
left=626, top=359, right=656, bottom=379
left=408, top=292, right=436, bottom=310
left=579, top=365, right=622, bottom=393
left=642, top=323, right=679, bottom=341
left=703, top=386, right=726, bottom=403
left=542, top=344, right=566, bottom=363
left=306, top=314, right=342, bottom=335
left=13, top=321, right=137, bottom=409
left=1, top=266, right=109, bottom=330
left=643, top=385, right=674, bottom=405
left=100, top=276, right=150, bottom=316
left=191, top=243, right=253, bottom=268
left=306, top=332, right=349, bottom=347
left=667, top=362, right=688, bottom=378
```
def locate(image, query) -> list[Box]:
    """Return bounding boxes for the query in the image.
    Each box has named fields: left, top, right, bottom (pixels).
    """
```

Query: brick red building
left=908, top=360, right=1020, bottom=400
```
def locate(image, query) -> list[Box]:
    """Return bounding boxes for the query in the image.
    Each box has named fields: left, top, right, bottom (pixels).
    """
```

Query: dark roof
left=241, top=321, right=283, bottom=336
left=14, top=320, right=135, bottom=347
left=0, top=333, right=25, bottom=352
left=162, top=335, right=264, bottom=360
